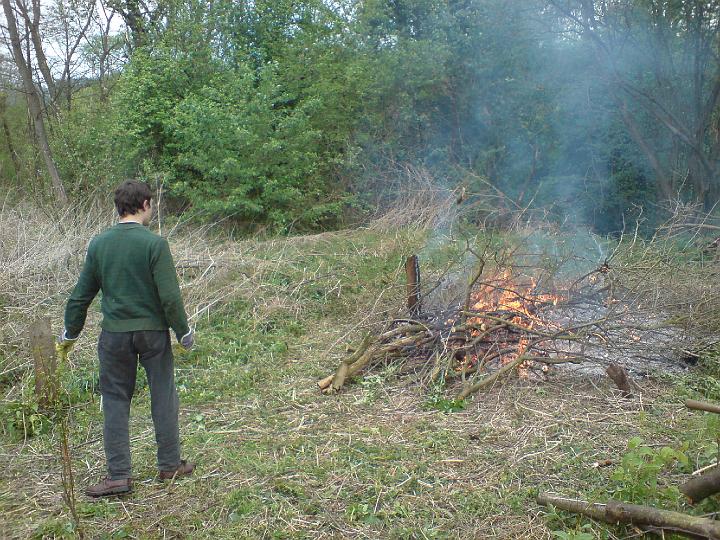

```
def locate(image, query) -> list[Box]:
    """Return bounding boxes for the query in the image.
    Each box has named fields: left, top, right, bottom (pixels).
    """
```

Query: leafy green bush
left=0, top=398, right=50, bottom=440
left=113, top=6, right=361, bottom=232
left=51, top=95, right=131, bottom=195
left=609, top=437, right=688, bottom=507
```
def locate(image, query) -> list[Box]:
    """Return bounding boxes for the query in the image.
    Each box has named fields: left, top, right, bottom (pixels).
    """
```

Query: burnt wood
left=606, top=362, right=634, bottom=397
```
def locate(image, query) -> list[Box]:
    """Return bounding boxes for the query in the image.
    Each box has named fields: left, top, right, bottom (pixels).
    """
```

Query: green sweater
left=64, top=223, right=190, bottom=341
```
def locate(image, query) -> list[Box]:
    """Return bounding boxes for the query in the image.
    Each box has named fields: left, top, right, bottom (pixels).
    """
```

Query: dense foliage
left=2, top=0, right=720, bottom=232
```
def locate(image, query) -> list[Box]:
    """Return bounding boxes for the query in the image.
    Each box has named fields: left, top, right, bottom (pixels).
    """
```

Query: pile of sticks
left=316, top=310, right=585, bottom=399
left=318, top=256, right=588, bottom=399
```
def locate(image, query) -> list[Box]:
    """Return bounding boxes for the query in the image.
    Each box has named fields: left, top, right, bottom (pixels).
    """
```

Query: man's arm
left=64, top=243, right=101, bottom=339
left=152, top=238, right=190, bottom=342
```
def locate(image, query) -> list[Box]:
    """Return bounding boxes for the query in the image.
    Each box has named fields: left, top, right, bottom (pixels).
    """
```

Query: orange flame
left=463, top=270, right=562, bottom=376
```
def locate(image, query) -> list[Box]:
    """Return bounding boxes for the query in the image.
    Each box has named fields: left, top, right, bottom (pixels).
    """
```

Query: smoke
left=372, top=0, right=720, bottom=237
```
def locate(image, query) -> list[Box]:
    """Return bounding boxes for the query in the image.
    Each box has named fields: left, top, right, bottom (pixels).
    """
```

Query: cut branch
left=456, top=353, right=528, bottom=400
left=686, top=399, right=720, bottom=415
left=538, top=492, right=720, bottom=539
left=317, top=332, right=374, bottom=392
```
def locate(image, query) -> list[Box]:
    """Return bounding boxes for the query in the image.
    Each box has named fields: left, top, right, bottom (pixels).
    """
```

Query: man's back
left=65, top=223, right=189, bottom=340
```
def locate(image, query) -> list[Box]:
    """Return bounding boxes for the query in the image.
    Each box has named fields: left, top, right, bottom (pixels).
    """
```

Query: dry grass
left=368, top=166, right=459, bottom=233
left=0, top=199, right=115, bottom=381
left=0, top=197, right=411, bottom=392
left=608, top=204, right=720, bottom=353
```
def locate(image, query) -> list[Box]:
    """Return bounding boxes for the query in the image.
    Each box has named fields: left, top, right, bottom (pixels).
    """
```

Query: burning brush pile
left=318, top=235, right=708, bottom=400
left=318, top=253, right=589, bottom=399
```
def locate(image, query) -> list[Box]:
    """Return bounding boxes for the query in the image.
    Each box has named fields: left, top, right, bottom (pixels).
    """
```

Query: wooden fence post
left=405, top=255, right=421, bottom=317
left=28, top=317, right=57, bottom=409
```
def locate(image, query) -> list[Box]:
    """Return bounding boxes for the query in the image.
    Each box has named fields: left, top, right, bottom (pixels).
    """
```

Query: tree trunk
left=110, top=0, right=148, bottom=49
left=687, top=154, right=714, bottom=208
left=2, top=0, right=67, bottom=204
left=19, top=0, right=58, bottom=102
left=619, top=101, right=675, bottom=200
left=2, top=116, right=21, bottom=180
left=551, top=0, right=720, bottom=207
left=0, top=94, right=21, bottom=179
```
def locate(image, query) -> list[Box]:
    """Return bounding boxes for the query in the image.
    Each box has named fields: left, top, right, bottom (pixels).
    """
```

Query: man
left=58, top=180, right=195, bottom=497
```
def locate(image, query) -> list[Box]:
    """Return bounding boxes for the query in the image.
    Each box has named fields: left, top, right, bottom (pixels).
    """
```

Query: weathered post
left=405, top=255, right=421, bottom=317
left=28, top=317, right=57, bottom=409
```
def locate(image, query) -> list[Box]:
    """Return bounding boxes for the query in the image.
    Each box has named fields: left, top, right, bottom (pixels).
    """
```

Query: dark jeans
left=98, top=329, right=180, bottom=479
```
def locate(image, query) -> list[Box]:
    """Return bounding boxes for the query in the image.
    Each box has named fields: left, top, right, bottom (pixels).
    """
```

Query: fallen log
left=681, top=467, right=720, bottom=505
left=536, top=493, right=606, bottom=521
left=538, top=492, right=720, bottom=539
left=686, top=400, right=720, bottom=415
left=606, top=500, right=720, bottom=539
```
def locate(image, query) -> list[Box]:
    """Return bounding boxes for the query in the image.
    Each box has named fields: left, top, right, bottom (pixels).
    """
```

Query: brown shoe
left=85, top=477, right=132, bottom=498
left=159, top=459, right=195, bottom=480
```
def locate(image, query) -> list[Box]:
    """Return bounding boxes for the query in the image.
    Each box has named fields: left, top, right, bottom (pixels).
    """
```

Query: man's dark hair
left=114, top=180, right=153, bottom=217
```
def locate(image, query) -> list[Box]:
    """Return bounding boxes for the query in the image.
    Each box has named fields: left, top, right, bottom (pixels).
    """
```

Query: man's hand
left=173, top=330, right=194, bottom=357
left=180, top=329, right=194, bottom=351
left=56, top=329, right=78, bottom=360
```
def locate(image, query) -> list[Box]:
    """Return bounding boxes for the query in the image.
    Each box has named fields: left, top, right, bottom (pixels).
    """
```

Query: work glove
left=180, top=329, right=195, bottom=350
left=56, top=329, right=78, bottom=361
left=173, top=329, right=195, bottom=357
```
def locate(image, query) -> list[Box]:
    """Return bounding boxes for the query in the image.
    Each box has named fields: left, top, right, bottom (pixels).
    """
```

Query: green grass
left=2, top=226, right=720, bottom=539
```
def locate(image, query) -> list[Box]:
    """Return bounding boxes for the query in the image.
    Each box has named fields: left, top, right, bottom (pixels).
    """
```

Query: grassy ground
left=1, top=224, right=719, bottom=539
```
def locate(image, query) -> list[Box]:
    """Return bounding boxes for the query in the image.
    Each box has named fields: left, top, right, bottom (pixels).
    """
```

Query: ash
left=539, top=292, right=703, bottom=378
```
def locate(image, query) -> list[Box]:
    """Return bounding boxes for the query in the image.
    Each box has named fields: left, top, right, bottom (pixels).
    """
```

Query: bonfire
left=319, top=254, right=589, bottom=399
